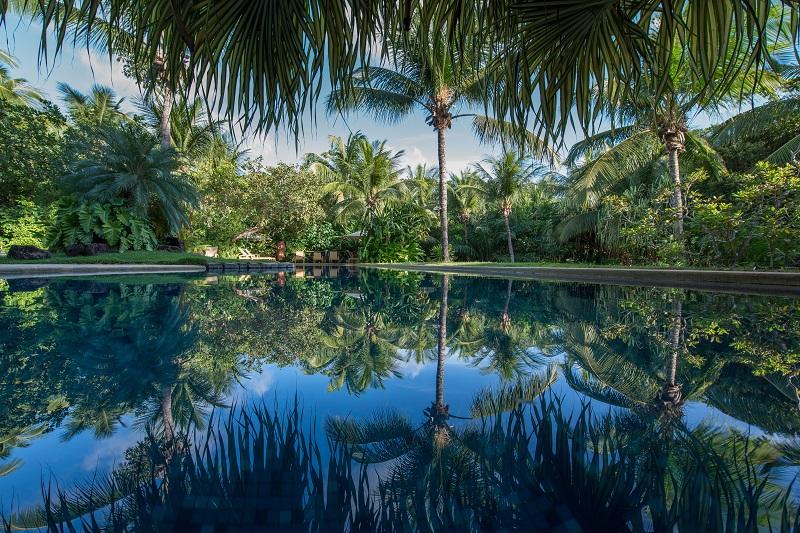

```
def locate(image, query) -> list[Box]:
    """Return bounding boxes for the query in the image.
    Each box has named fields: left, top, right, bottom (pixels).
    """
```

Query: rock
left=65, top=243, right=112, bottom=256
left=65, top=244, right=93, bottom=256
left=88, top=243, right=110, bottom=254
left=8, top=245, right=51, bottom=260
left=160, top=237, right=185, bottom=251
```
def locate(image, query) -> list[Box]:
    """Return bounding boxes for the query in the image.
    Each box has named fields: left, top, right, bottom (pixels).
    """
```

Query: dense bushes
left=47, top=199, right=158, bottom=252
left=688, top=163, right=800, bottom=267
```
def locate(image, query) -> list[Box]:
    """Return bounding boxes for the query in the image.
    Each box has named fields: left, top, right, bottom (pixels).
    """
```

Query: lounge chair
left=328, top=250, right=341, bottom=263
left=312, top=251, right=324, bottom=263
left=293, top=251, right=306, bottom=263
left=238, top=248, right=275, bottom=261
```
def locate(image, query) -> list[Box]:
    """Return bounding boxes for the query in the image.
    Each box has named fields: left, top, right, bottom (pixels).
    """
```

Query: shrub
left=0, top=199, right=51, bottom=251
left=48, top=199, right=157, bottom=252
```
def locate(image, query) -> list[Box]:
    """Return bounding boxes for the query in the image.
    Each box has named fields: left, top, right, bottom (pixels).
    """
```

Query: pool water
left=1, top=268, right=799, bottom=530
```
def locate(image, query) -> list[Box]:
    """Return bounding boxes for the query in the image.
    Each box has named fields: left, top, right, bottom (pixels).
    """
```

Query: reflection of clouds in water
left=397, top=358, right=426, bottom=379
left=80, top=430, right=139, bottom=471
left=241, top=367, right=276, bottom=397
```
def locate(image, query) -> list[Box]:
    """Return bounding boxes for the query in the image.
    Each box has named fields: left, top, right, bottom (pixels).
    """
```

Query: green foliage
left=0, top=199, right=51, bottom=250
left=290, top=221, right=338, bottom=252
left=688, top=163, right=800, bottom=268
left=0, top=101, right=67, bottom=206
left=362, top=240, right=424, bottom=263
left=62, top=123, right=198, bottom=236
left=48, top=199, right=157, bottom=252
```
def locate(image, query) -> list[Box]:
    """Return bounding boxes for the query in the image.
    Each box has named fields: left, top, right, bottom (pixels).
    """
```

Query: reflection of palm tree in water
left=659, top=299, right=684, bottom=420
left=426, top=275, right=457, bottom=447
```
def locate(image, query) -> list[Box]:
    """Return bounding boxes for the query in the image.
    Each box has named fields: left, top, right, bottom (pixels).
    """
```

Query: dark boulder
left=65, top=243, right=111, bottom=256
left=8, top=245, right=51, bottom=260
left=159, top=237, right=185, bottom=251
left=88, top=242, right=110, bottom=254
left=65, top=244, right=91, bottom=257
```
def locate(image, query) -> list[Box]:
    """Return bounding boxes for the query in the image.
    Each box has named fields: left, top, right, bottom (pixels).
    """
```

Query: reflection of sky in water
left=1, top=271, right=798, bottom=516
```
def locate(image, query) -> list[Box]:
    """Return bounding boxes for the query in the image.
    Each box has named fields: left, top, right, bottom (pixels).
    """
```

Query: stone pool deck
left=0, top=263, right=207, bottom=279
left=0, top=261, right=298, bottom=279
left=367, top=264, right=800, bottom=296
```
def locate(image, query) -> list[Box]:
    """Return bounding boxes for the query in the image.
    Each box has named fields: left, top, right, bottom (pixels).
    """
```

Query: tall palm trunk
left=668, top=147, right=684, bottom=237
left=435, top=275, right=449, bottom=409
left=503, top=212, right=515, bottom=263
left=659, top=125, right=686, bottom=238
left=437, top=127, right=450, bottom=262
left=463, top=218, right=469, bottom=249
left=161, top=87, right=174, bottom=149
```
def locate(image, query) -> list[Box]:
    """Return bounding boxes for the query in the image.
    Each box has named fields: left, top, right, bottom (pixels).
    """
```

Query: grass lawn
left=0, top=251, right=210, bottom=266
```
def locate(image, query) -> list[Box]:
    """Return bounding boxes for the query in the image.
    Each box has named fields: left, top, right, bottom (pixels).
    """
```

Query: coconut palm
left=405, top=164, right=437, bottom=212
left=137, top=96, right=221, bottom=163
left=448, top=170, right=485, bottom=255
left=312, top=133, right=405, bottom=237
left=475, top=152, right=548, bottom=263
left=57, top=82, right=127, bottom=125
left=0, top=51, right=43, bottom=106
left=327, top=18, right=553, bottom=262
left=560, top=43, right=784, bottom=242
left=61, top=124, right=199, bottom=235
left=713, top=63, right=800, bottom=165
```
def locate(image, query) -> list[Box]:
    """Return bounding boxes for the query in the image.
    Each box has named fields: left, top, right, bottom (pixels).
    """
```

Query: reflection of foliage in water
left=2, top=268, right=800, bottom=494
left=7, top=397, right=800, bottom=531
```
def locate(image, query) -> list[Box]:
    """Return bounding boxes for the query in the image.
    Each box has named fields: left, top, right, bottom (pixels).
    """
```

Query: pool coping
left=0, top=264, right=206, bottom=279
left=365, top=264, right=800, bottom=297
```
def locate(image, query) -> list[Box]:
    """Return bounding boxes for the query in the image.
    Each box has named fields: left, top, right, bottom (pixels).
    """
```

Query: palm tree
left=0, top=51, right=43, bottom=106
left=561, top=43, right=783, bottom=241
left=57, top=83, right=127, bottom=125
left=137, top=96, right=221, bottom=163
left=312, top=133, right=405, bottom=237
left=448, top=170, right=485, bottom=254
left=62, top=124, right=199, bottom=235
left=327, top=18, right=553, bottom=262
left=475, top=152, right=547, bottom=263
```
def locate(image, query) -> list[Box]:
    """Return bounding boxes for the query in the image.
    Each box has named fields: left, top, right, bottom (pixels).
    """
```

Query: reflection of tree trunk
left=161, top=385, right=176, bottom=445
left=437, top=127, right=450, bottom=262
left=435, top=275, right=449, bottom=408
left=501, top=280, right=512, bottom=332
left=661, top=299, right=683, bottom=406
left=503, top=213, right=515, bottom=263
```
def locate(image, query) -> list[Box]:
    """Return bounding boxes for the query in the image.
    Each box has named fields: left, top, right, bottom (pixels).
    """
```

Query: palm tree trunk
left=504, top=213, right=515, bottom=263
left=463, top=220, right=469, bottom=250
left=161, top=88, right=174, bottom=149
left=667, top=146, right=684, bottom=238
left=437, top=127, right=450, bottom=262
left=435, top=275, right=449, bottom=408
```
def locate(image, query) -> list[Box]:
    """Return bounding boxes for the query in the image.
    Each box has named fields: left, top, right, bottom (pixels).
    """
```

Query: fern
left=49, top=199, right=157, bottom=252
